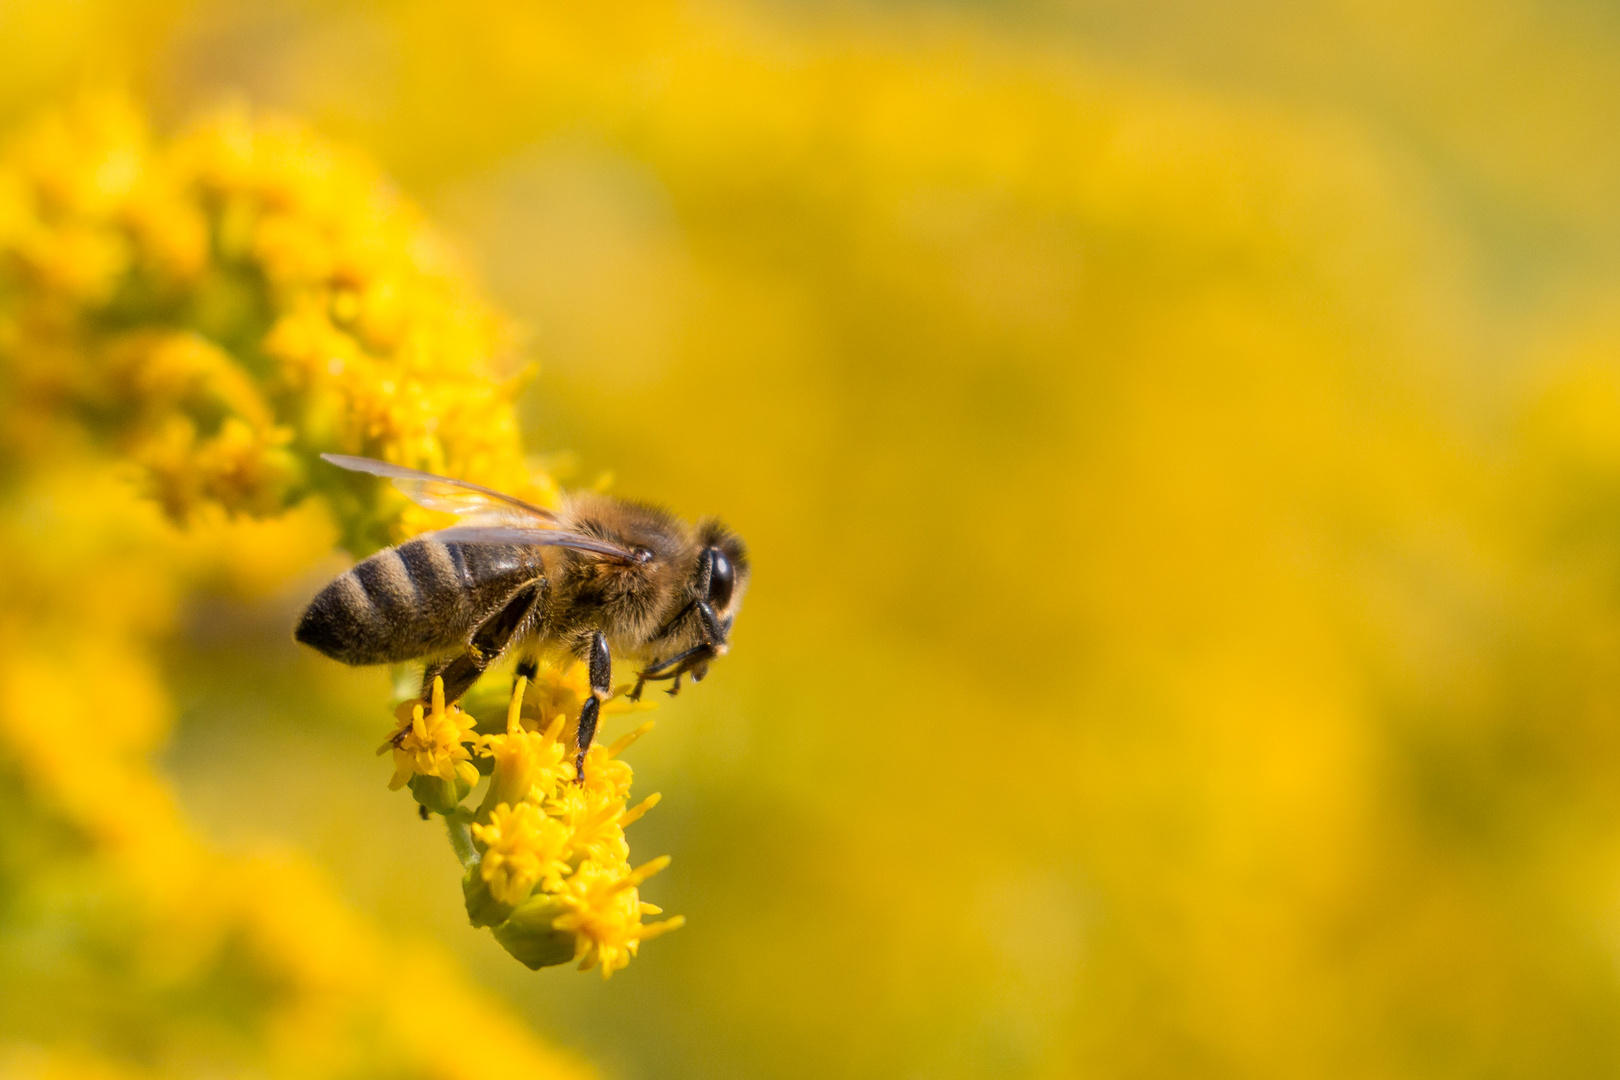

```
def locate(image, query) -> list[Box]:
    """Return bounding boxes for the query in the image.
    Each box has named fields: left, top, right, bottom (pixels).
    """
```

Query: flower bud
left=462, top=866, right=513, bottom=929
left=491, top=894, right=578, bottom=971
left=409, top=771, right=473, bottom=814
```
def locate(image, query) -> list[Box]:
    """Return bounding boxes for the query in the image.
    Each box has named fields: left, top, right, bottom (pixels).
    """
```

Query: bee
left=294, top=454, right=748, bottom=777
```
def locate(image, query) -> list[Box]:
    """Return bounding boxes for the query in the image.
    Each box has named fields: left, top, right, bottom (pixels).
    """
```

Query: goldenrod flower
left=382, top=676, right=479, bottom=812
left=472, top=802, right=570, bottom=906
left=547, top=775, right=661, bottom=868
left=474, top=675, right=571, bottom=818
left=491, top=859, right=683, bottom=978
left=0, top=92, right=544, bottom=547
left=525, top=656, right=595, bottom=732
left=520, top=657, right=650, bottom=746
left=588, top=720, right=657, bottom=799
left=549, top=857, right=686, bottom=980
left=423, top=670, right=680, bottom=972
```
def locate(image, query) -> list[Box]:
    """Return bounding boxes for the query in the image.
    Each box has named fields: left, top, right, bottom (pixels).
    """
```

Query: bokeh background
left=6, top=1, right=1620, bottom=1077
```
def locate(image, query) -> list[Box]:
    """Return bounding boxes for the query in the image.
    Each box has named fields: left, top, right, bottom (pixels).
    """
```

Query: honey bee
left=294, top=454, right=748, bottom=777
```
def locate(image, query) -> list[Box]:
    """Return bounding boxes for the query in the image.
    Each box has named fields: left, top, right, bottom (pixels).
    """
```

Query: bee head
left=694, top=520, right=749, bottom=640
left=627, top=521, right=748, bottom=696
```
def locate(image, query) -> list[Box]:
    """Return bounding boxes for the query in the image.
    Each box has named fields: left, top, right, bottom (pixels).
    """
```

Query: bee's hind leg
left=510, top=652, right=540, bottom=698
left=422, top=653, right=483, bottom=706
left=422, top=581, right=544, bottom=704
left=573, top=630, right=611, bottom=783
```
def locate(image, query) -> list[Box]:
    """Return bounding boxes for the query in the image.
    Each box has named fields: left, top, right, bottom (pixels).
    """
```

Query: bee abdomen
left=296, top=538, right=478, bottom=665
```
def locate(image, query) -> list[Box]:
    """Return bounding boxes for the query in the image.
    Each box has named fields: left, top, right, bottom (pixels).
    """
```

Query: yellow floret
left=475, top=675, right=572, bottom=817
left=382, top=676, right=479, bottom=794
left=473, top=802, right=572, bottom=906
left=549, top=857, right=686, bottom=980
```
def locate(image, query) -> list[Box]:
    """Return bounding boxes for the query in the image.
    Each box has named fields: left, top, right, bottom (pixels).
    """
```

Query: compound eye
left=706, top=548, right=734, bottom=609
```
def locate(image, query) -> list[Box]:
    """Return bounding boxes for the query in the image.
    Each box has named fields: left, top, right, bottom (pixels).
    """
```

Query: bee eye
left=706, top=548, right=734, bottom=608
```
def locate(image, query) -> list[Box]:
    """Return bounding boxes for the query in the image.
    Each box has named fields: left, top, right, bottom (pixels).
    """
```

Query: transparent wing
left=320, top=453, right=558, bottom=521
left=430, top=525, right=638, bottom=562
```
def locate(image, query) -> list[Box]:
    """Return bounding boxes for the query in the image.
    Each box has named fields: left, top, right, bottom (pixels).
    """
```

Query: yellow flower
left=472, top=802, right=571, bottom=906
left=549, top=857, right=686, bottom=980
left=0, top=92, right=540, bottom=544
left=545, top=785, right=628, bottom=869
left=451, top=669, right=679, bottom=973
left=474, top=675, right=571, bottom=819
left=381, top=677, right=479, bottom=810
left=489, top=857, right=682, bottom=977
left=575, top=719, right=655, bottom=801
left=522, top=658, right=650, bottom=748
left=524, top=659, right=594, bottom=740
left=548, top=782, right=662, bottom=869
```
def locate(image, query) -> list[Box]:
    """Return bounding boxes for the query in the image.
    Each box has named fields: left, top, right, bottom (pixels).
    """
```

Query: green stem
left=445, top=811, right=479, bottom=870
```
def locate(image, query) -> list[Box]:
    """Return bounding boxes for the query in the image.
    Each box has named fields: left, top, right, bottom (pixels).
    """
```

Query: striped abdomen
left=295, top=536, right=545, bottom=666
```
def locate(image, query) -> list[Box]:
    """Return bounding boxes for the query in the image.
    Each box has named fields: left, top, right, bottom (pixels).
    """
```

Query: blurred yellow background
left=5, top=1, right=1620, bottom=1077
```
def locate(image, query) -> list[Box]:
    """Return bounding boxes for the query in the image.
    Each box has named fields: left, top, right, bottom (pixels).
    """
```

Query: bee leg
left=666, top=672, right=683, bottom=697
left=696, top=600, right=727, bottom=651
left=574, top=630, right=611, bottom=782
left=423, top=581, right=544, bottom=703
left=628, top=663, right=660, bottom=702
left=514, top=655, right=538, bottom=687
left=630, top=643, right=714, bottom=701
left=424, top=653, right=483, bottom=705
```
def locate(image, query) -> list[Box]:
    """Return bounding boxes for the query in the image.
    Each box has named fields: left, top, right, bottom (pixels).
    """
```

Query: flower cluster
left=0, top=91, right=551, bottom=550
left=385, top=670, right=682, bottom=977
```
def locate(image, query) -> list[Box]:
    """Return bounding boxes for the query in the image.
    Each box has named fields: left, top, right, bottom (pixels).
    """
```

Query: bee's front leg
left=574, top=630, right=611, bottom=782
left=628, top=660, right=666, bottom=701
left=629, top=643, right=713, bottom=701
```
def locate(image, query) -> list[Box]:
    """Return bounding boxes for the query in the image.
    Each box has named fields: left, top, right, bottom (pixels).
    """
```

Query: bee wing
left=430, top=524, right=639, bottom=562
left=320, top=453, right=558, bottom=522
